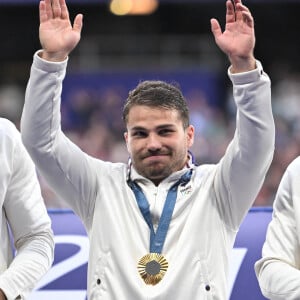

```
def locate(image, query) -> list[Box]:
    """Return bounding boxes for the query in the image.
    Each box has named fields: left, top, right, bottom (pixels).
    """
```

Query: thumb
left=73, top=14, right=83, bottom=34
left=210, top=18, right=222, bottom=39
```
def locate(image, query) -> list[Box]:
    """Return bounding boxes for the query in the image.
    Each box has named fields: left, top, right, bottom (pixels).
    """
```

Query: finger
left=52, top=0, right=62, bottom=18
left=39, top=1, right=48, bottom=23
left=40, top=0, right=53, bottom=22
left=73, top=14, right=83, bottom=34
left=231, top=0, right=252, bottom=23
left=241, top=11, right=254, bottom=28
left=232, top=0, right=242, bottom=5
left=210, top=18, right=222, bottom=39
left=59, top=0, right=69, bottom=20
left=235, top=3, right=253, bottom=25
left=235, top=2, right=251, bottom=14
left=225, top=0, right=236, bottom=24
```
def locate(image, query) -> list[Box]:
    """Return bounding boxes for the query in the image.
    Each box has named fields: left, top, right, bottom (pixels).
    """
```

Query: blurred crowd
left=1, top=71, right=300, bottom=209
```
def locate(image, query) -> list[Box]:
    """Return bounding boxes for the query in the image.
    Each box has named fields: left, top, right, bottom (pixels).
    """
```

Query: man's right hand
left=39, top=0, right=83, bottom=62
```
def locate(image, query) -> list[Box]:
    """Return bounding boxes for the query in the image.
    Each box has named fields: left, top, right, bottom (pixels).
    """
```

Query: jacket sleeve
left=214, top=61, right=275, bottom=229
left=21, top=51, right=99, bottom=223
left=0, top=120, right=54, bottom=300
left=255, top=157, right=300, bottom=300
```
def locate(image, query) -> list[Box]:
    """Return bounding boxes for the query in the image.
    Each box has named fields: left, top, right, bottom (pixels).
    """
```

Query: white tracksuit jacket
left=255, top=156, right=300, bottom=300
left=0, top=118, right=54, bottom=300
left=21, top=52, right=275, bottom=300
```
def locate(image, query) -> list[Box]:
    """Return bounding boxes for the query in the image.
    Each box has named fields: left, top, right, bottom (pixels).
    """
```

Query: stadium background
left=1, top=0, right=299, bottom=208
left=0, top=0, right=300, bottom=208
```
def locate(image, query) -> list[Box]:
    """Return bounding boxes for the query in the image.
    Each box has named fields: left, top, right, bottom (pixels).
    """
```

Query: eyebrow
left=129, top=124, right=176, bottom=132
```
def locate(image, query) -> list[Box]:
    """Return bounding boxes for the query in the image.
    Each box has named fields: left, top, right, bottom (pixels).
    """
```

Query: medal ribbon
left=128, top=169, right=192, bottom=253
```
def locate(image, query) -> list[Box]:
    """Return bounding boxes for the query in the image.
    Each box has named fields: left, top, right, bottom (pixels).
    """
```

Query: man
left=255, top=157, right=300, bottom=300
left=21, top=0, right=275, bottom=299
left=0, top=118, right=54, bottom=300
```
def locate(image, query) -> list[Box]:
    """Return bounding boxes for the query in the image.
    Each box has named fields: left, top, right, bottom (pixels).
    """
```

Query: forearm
left=21, top=50, right=67, bottom=152
left=21, top=51, right=97, bottom=219
left=257, top=261, right=300, bottom=300
left=255, top=162, right=300, bottom=299
left=231, top=61, right=274, bottom=171
left=0, top=230, right=53, bottom=300
left=216, top=61, right=275, bottom=226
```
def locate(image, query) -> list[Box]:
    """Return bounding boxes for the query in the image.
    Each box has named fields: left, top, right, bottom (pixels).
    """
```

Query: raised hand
left=39, top=0, right=83, bottom=61
left=210, top=0, right=256, bottom=73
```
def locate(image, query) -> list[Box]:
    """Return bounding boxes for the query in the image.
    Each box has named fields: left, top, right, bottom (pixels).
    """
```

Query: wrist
left=39, top=50, right=68, bottom=62
left=229, top=55, right=256, bottom=74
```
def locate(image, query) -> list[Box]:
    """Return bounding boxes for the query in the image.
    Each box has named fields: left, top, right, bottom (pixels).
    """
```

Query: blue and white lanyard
left=128, top=169, right=192, bottom=254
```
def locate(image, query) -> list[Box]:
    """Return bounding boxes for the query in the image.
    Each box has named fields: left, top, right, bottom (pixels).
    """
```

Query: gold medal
left=137, top=253, right=168, bottom=285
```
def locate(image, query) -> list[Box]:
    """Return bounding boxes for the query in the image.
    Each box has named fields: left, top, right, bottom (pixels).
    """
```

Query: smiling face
left=124, top=105, right=194, bottom=185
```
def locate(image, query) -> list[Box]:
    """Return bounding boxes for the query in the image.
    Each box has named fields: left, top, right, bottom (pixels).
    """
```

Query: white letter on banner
left=28, top=235, right=89, bottom=300
left=227, top=248, right=248, bottom=299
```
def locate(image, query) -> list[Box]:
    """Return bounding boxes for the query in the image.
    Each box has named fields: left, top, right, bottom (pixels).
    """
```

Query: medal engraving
left=145, top=260, right=161, bottom=275
left=138, top=253, right=168, bottom=285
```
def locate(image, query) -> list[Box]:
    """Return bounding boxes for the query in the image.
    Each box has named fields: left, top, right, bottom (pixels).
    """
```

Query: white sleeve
left=21, top=51, right=98, bottom=223
left=255, top=157, right=300, bottom=300
left=0, top=121, right=54, bottom=300
left=214, top=61, right=275, bottom=229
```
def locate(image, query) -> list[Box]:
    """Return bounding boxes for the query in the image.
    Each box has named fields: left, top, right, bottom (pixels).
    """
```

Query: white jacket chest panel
left=87, top=165, right=232, bottom=299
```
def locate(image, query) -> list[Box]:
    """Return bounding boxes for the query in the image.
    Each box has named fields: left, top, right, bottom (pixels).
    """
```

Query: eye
left=132, top=131, right=147, bottom=138
left=159, top=128, right=174, bottom=136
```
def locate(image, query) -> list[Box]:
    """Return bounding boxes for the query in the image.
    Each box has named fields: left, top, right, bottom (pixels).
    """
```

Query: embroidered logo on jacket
left=179, top=184, right=192, bottom=196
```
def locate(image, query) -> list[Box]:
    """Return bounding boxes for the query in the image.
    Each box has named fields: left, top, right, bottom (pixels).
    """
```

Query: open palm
left=211, top=0, right=255, bottom=61
left=39, top=0, right=83, bottom=61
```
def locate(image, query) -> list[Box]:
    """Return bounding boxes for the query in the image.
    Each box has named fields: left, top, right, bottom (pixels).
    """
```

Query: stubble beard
left=135, top=157, right=185, bottom=184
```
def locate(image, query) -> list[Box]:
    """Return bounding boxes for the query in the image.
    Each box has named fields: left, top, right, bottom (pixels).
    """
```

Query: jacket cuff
left=33, top=50, right=68, bottom=73
left=228, top=60, right=265, bottom=85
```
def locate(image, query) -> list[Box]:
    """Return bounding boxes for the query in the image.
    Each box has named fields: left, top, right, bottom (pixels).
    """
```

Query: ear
left=124, top=131, right=130, bottom=151
left=186, top=125, right=195, bottom=148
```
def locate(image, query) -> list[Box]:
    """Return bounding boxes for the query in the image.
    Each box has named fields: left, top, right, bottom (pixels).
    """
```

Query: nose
left=146, top=133, right=162, bottom=151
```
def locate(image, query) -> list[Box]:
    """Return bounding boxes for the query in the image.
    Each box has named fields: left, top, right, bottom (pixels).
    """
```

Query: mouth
left=143, top=152, right=169, bottom=159
left=143, top=154, right=169, bottom=163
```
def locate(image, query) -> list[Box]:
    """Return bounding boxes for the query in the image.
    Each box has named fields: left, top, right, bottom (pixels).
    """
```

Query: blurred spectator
left=0, top=84, right=24, bottom=128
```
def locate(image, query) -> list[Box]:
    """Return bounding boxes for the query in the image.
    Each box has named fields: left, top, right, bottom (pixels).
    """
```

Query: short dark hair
left=122, top=80, right=190, bottom=128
